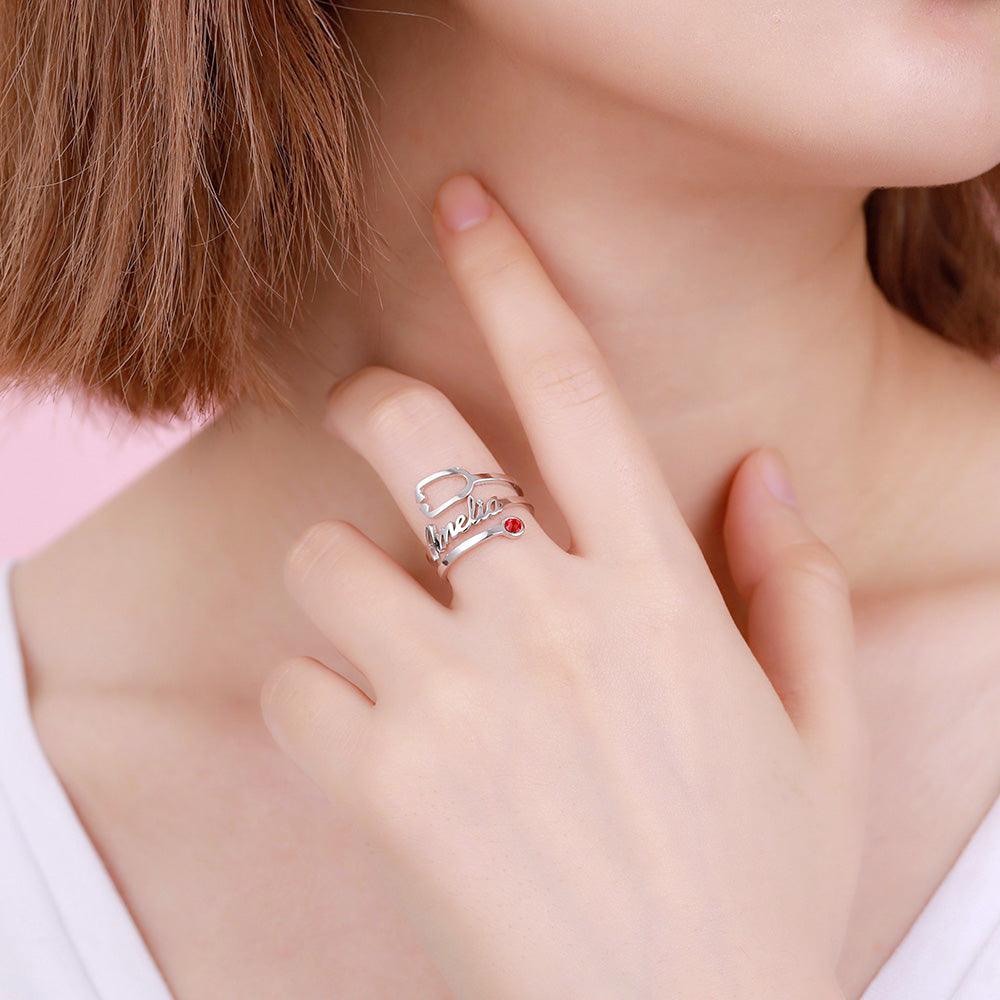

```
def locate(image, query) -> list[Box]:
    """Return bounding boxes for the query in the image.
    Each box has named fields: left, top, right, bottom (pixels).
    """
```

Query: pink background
left=0, top=395, right=190, bottom=561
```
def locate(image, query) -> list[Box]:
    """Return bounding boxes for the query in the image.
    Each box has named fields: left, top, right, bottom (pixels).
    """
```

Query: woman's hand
left=262, top=176, right=863, bottom=1000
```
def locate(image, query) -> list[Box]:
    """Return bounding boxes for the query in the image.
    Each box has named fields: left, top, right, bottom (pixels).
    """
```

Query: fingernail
left=759, top=450, right=797, bottom=507
left=436, top=175, right=492, bottom=232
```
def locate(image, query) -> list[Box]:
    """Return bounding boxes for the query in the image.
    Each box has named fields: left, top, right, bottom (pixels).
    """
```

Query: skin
left=265, top=176, right=862, bottom=999
left=9, top=0, right=1000, bottom=997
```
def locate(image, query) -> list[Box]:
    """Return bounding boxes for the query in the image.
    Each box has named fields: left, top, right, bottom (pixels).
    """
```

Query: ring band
left=435, top=509, right=532, bottom=574
left=415, top=466, right=532, bottom=576
left=415, top=466, right=523, bottom=519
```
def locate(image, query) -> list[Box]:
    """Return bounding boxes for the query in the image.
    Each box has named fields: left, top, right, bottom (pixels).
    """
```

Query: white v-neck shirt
left=1, top=560, right=998, bottom=999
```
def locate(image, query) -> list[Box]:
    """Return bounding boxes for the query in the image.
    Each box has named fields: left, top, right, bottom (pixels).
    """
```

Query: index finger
left=433, top=175, right=688, bottom=562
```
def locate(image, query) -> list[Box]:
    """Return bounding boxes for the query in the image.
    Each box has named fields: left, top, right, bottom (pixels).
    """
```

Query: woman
left=1, top=1, right=999, bottom=997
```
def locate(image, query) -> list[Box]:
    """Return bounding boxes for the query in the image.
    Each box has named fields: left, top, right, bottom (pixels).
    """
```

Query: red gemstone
left=503, top=516, right=524, bottom=534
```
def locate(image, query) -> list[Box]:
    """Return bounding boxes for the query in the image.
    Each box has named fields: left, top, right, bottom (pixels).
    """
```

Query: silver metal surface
left=416, top=466, right=531, bottom=576
left=436, top=514, right=529, bottom=576
left=415, top=467, right=523, bottom=518
left=425, top=494, right=534, bottom=561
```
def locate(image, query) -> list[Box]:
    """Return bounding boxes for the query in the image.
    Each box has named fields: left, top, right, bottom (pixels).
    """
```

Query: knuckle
left=526, top=348, right=609, bottom=412
left=328, top=368, right=451, bottom=443
left=465, top=239, right=532, bottom=288
left=285, top=519, right=357, bottom=590
left=782, top=540, right=849, bottom=594
left=359, top=381, right=450, bottom=441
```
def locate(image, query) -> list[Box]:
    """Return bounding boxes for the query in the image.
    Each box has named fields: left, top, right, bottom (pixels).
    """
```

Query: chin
left=846, top=9, right=1000, bottom=185
left=838, top=85, right=1000, bottom=188
left=731, top=61, right=1000, bottom=190
left=688, top=96, right=1000, bottom=193
left=877, top=136, right=1000, bottom=190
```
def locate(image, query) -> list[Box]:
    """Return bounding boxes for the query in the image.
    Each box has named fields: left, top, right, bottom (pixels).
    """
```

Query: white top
left=0, top=561, right=998, bottom=1000
left=0, top=562, right=173, bottom=1000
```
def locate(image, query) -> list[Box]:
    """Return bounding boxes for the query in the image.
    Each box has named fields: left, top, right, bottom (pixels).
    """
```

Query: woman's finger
left=433, top=175, right=687, bottom=562
left=261, top=655, right=374, bottom=803
left=325, top=365, right=559, bottom=589
left=285, top=518, right=449, bottom=693
left=724, top=449, right=861, bottom=776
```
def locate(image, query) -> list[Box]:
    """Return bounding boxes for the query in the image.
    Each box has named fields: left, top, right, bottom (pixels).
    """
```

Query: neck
left=17, top=1, right=1000, bottom=702
left=293, top=1, right=894, bottom=571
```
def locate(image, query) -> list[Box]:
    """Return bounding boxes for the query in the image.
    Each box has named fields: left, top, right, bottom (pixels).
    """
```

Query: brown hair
left=0, top=1, right=369, bottom=417
left=0, top=4, right=997, bottom=417
left=865, top=172, right=1000, bottom=358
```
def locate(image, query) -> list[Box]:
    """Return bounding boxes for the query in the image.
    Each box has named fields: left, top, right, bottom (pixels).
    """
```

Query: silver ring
left=415, top=466, right=523, bottom=518
left=416, top=466, right=532, bottom=577
left=436, top=512, right=531, bottom=575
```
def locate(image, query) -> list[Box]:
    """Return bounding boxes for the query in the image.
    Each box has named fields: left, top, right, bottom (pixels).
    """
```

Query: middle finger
left=325, top=366, right=560, bottom=590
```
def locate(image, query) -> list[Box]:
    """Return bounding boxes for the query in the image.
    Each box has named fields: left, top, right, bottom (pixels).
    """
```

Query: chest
left=837, top=587, right=1000, bottom=996
left=34, top=589, right=1000, bottom=1000
left=34, top=696, right=451, bottom=1000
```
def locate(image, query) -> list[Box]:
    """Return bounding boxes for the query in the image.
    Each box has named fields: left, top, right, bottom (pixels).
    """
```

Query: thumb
left=724, top=449, right=860, bottom=772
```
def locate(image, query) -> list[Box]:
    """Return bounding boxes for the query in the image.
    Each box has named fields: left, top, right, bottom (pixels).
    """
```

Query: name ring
left=415, top=466, right=533, bottom=577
